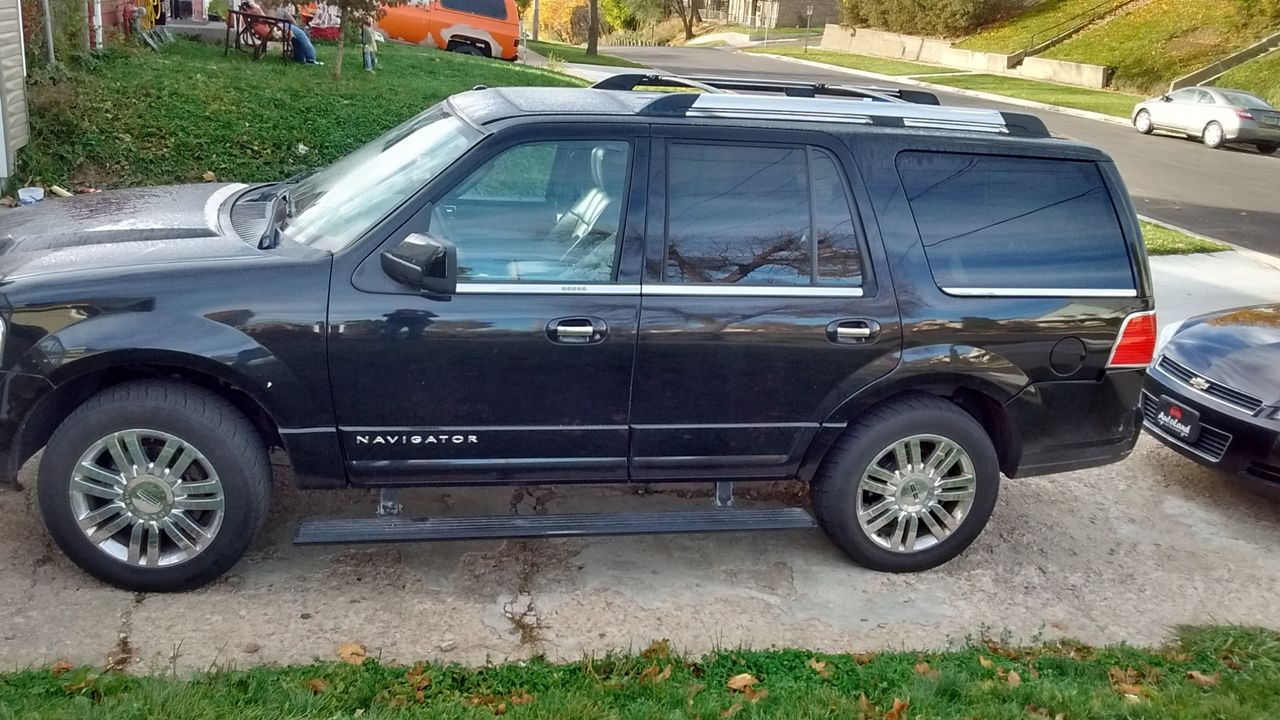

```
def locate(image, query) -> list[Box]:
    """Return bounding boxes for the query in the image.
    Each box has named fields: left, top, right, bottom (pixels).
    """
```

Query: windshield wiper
left=259, top=189, right=290, bottom=250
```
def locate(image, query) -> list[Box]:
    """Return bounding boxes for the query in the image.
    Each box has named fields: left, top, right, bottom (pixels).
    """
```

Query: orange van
left=378, top=0, right=521, bottom=61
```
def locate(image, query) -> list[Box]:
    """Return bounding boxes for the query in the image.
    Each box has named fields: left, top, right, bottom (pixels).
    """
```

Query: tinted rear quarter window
left=895, top=151, right=1134, bottom=292
left=440, top=0, right=507, bottom=19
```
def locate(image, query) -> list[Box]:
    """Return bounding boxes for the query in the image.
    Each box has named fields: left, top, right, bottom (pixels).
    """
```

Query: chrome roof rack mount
left=591, top=73, right=941, bottom=105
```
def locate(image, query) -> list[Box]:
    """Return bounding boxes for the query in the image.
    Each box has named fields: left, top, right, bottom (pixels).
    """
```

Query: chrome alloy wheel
left=855, top=434, right=977, bottom=553
left=1135, top=110, right=1152, bottom=133
left=68, top=429, right=225, bottom=567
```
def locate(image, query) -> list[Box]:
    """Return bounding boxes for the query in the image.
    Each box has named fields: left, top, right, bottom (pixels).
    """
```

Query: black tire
left=1134, top=109, right=1154, bottom=135
left=812, top=394, right=1000, bottom=572
left=1256, top=143, right=1278, bottom=155
left=449, top=43, right=485, bottom=57
left=37, top=381, right=270, bottom=592
left=1202, top=121, right=1225, bottom=149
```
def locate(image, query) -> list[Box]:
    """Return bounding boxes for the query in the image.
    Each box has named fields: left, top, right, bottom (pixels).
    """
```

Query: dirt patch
left=455, top=539, right=585, bottom=597
left=1167, top=26, right=1230, bottom=56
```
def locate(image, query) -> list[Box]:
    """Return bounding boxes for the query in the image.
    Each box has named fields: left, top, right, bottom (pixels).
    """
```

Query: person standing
left=361, top=21, right=379, bottom=72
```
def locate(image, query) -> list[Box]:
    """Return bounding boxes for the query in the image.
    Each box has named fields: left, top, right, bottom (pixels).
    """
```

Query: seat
left=545, top=146, right=627, bottom=252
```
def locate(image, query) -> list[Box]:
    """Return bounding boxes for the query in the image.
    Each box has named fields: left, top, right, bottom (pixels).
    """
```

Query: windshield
left=1220, top=91, right=1272, bottom=110
left=283, top=106, right=480, bottom=251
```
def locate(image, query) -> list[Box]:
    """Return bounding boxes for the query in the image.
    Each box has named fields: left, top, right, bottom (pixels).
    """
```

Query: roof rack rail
left=636, top=93, right=1052, bottom=138
left=591, top=73, right=940, bottom=105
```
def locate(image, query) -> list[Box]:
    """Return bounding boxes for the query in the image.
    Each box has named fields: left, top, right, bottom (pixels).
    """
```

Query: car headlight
left=1155, top=319, right=1185, bottom=354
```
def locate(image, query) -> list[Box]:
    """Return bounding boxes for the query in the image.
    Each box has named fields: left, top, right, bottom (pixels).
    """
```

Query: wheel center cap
left=126, top=476, right=173, bottom=517
left=896, top=476, right=931, bottom=512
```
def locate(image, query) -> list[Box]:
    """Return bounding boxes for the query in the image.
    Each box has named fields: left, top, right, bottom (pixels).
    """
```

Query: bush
left=1236, top=0, right=1280, bottom=25
left=840, top=0, right=1018, bottom=37
left=539, top=0, right=587, bottom=42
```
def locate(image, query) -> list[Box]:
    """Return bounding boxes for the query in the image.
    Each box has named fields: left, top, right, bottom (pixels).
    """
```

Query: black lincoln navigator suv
left=0, top=76, right=1156, bottom=591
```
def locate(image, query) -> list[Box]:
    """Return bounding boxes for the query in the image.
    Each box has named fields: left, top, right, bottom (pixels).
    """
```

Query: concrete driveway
left=2, top=251, right=1279, bottom=672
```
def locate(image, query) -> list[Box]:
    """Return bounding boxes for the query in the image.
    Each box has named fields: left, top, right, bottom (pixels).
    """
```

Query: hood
left=1166, top=304, right=1280, bottom=405
left=0, top=183, right=258, bottom=281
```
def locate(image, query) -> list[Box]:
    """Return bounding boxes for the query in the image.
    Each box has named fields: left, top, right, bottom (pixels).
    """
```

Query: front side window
left=664, top=142, right=864, bottom=286
left=430, top=140, right=630, bottom=283
left=440, top=0, right=507, bottom=19
left=896, top=151, right=1134, bottom=292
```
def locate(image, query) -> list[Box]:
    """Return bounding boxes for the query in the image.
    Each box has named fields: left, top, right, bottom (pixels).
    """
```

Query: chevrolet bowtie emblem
left=1189, top=376, right=1211, bottom=391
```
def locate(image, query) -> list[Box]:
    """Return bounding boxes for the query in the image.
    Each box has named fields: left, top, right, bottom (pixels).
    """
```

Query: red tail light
left=1235, top=108, right=1255, bottom=120
left=1107, top=311, right=1157, bottom=368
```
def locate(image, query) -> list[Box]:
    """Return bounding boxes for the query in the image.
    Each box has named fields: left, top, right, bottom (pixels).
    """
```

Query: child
left=361, top=21, right=378, bottom=72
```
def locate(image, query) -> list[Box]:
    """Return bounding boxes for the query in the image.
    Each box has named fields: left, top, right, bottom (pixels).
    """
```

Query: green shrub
left=840, top=0, right=1018, bottom=37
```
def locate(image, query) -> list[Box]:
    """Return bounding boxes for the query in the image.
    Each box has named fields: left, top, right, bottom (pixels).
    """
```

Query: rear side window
left=440, top=0, right=507, bottom=19
left=895, top=151, right=1133, bottom=292
left=664, top=142, right=863, bottom=286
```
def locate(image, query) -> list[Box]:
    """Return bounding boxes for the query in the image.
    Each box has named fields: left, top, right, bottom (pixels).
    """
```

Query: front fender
left=12, top=310, right=330, bottom=429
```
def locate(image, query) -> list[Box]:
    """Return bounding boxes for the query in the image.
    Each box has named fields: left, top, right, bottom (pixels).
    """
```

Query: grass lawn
left=1142, top=221, right=1231, bottom=256
left=1040, top=0, right=1280, bottom=94
left=745, top=47, right=964, bottom=76
left=14, top=39, right=580, bottom=190
left=1217, top=50, right=1280, bottom=109
left=957, top=0, right=1130, bottom=54
left=523, top=40, right=644, bottom=68
left=925, top=73, right=1142, bottom=117
left=4, top=626, right=1280, bottom=718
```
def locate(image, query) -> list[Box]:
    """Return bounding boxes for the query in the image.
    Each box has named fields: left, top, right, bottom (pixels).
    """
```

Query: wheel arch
left=11, top=352, right=287, bottom=483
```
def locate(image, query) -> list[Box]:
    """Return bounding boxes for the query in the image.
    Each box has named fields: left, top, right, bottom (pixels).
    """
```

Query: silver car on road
left=1132, top=86, right=1280, bottom=154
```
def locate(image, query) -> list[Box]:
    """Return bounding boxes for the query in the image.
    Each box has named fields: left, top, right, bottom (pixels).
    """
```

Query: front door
left=327, top=126, right=647, bottom=484
left=628, top=129, right=901, bottom=481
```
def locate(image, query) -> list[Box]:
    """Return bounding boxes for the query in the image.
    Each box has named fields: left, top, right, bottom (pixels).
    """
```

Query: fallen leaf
left=885, top=697, right=910, bottom=720
left=242, top=642, right=262, bottom=654
left=1115, top=683, right=1146, bottom=698
left=510, top=691, right=535, bottom=705
left=1223, top=657, right=1245, bottom=671
left=743, top=685, right=768, bottom=704
left=1007, top=670, right=1022, bottom=688
left=978, top=656, right=994, bottom=669
left=50, top=660, right=74, bottom=675
left=1187, top=670, right=1220, bottom=687
left=406, top=663, right=431, bottom=690
left=721, top=702, right=744, bottom=718
left=415, top=689, right=425, bottom=703
left=337, top=642, right=366, bottom=665
left=201, top=170, right=217, bottom=182
left=642, top=639, right=671, bottom=660
left=305, top=678, right=328, bottom=694
left=726, top=673, right=758, bottom=692
left=494, top=702, right=507, bottom=715
left=63, top=676, right=95, bottom=693
left=808, top=657, right=830, bottom=678
left=985, top=640, right=1020, bottom=660
left=1025, top=705, right=1049, bottom=718
left=1108, top=666, right=1139, bottom=686
left=913, top=661, right=939, bottom=679
left=851, top=651, right=878, bottom=665
left=639, top=664, right=671, bottom=683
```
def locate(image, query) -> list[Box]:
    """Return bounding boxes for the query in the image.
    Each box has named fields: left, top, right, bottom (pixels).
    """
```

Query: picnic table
left=224, top=9, right=295, bottom=61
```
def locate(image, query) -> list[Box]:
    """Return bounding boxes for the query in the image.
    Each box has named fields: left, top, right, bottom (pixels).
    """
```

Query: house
left=0, top=0, right=30, bottom=185
left=710, top=0, right=838, bottom=29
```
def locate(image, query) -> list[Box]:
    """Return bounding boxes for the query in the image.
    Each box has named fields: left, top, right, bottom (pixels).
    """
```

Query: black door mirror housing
left=1161, top=94, right=1172, bottom=102
left=381, top=233, right=458, bottom=295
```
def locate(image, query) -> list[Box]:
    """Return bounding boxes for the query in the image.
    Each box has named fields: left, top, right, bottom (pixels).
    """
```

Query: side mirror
left=1160, top=94, right=1172, bottom=102
left=381, top=232, right=457, bottom=295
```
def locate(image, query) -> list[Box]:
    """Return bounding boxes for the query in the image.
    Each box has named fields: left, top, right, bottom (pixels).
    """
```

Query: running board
left=294, top=507, right=816, bottom=545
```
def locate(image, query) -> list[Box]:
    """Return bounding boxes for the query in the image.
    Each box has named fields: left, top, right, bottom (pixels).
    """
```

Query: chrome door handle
left=547, top=317, right=607, bottom=344
left=827, top=319, right=881, bottom=345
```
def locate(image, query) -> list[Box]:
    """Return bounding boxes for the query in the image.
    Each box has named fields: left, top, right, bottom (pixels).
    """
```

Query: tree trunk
left=586, top=0, right=598, bottom=55
left=692, top=0, right=701, bottom=24
left=333, top=17, right=345, bottom=81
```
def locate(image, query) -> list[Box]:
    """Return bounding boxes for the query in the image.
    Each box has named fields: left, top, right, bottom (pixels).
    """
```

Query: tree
left=586, top=0, right=599, bottom=54
left=326, top=0, right=398, bottom=81
left=666, top=0, right=693, bottom=40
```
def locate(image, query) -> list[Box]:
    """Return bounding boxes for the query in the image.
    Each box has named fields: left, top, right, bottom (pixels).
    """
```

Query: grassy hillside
left=1217, top=49, right=1280, bottom=107
left=1040, top=0, right=1280, bottom=93
left=957, top=0, right=1130, bottom=54
left=15, top=40, right=579, bottom=190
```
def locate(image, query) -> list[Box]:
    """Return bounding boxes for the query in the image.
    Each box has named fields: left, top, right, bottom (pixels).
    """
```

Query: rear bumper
left=1227, top=124, right=1280, bottom=144
left=1003, top=370, right=1144, bottom=478
left=1142, top=365, right=1280, bottom=491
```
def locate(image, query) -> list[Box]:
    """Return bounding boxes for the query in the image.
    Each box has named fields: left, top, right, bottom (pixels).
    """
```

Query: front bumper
left=1142, top=363, right=1280, bottom=491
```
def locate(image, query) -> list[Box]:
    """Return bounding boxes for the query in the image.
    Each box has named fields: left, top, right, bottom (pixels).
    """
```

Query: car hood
left=0, top=183, right=257, bottom=281
left=1165, top=304, right=1280, bottom=405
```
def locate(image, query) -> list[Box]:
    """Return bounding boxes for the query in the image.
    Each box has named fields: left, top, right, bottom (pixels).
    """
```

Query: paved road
left=609, top=47, right=1280, bottom=256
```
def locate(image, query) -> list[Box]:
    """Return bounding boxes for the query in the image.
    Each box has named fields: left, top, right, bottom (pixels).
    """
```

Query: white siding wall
left=0, top=0, right=31, bottom=179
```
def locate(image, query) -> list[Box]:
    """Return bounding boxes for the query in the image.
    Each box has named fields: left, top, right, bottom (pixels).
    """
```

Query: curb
left=743, top=51, right=1132, bottom=127
left=1137, top=215, right=1280, bottom=271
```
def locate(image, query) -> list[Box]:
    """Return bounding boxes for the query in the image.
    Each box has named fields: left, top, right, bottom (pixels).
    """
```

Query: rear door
left=628, top=127, right=902, bottom=481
